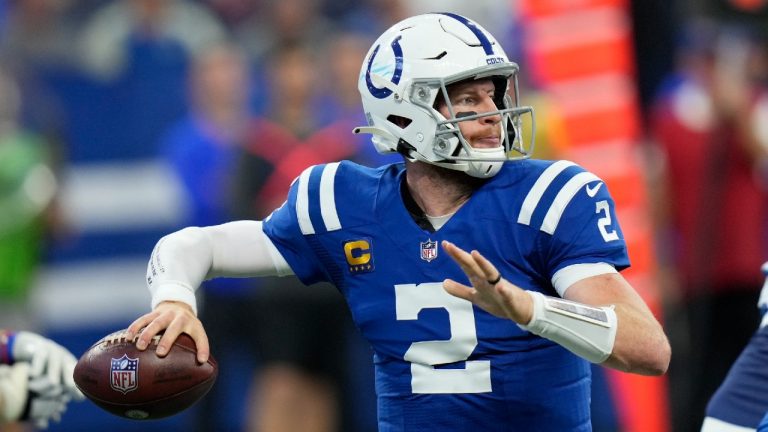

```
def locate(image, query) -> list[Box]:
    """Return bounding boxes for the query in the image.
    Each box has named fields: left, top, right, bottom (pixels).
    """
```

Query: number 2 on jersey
left=395, top=282, right=492, bottom=394
left=596, top=200, right=619, bottom=242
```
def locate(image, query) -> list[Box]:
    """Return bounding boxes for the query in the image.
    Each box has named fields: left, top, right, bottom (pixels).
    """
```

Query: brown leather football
left=73, top=329, right=217, bottom=420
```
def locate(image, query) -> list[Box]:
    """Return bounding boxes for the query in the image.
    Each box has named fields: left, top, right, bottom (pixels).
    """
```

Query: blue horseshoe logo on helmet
left=365, top=35, right=404, bottom=99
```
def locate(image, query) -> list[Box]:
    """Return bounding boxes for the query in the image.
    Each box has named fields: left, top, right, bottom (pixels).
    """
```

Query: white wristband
left=519, top=291, right=617, bottom=364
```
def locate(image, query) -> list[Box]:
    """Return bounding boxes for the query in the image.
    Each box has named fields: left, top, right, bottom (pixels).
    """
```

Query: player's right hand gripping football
left=126, top=301, right=210, bottom=364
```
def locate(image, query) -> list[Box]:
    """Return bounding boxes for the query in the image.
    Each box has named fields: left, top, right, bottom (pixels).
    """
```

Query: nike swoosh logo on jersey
left=585, top=182, right=603, bottom=197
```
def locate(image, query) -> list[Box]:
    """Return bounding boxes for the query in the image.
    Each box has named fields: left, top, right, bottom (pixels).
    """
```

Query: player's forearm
left=146, top=220, right=293, bottom=314
left=563, top=273, right=670, bottom=375
left=147, top=227, right=213, bottom=314
left=603, top=302, right=670, bottom=375
left=524, top=296, right=668, bottom=375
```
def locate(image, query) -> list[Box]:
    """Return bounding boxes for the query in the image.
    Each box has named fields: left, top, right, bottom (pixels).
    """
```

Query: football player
left=701, top=262, right=768, bottom=432
left=128, top=13, right=670, bottom=431
left=0, top=330, right=83, bottom=428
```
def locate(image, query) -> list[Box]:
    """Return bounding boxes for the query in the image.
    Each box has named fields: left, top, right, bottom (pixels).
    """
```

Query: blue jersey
left=262, top=160, right=629, bottom=431
left=706, top=327, right=768, bottom=430
left=706, top=270, right=768, bottom=431
left=759, top=412, right=768, bottom=432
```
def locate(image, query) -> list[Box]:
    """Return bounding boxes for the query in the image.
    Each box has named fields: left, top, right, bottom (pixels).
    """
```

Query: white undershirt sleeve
left=146, top=220, right=293, bottom=314
left=551, top=262, right=617, bottom=297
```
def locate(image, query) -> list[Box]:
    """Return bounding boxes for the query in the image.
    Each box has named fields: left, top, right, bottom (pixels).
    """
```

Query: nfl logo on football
left=420, top=239, right=438, bottom=262
left=111, top=354, right=139, bottom=394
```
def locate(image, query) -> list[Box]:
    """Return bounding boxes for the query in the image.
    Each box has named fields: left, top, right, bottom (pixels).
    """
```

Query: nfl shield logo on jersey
left=420, top=239, right=438, bottom=262
left=110, top=354, right=139, bottom=394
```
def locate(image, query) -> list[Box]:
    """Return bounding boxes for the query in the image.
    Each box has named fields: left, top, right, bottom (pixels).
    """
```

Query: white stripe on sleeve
left=540, top=172, right=600, bottom=234
left=296, top=166, right=315, bottom=235
left=319, top=162, right=341, bottom=231
left=518, top=160, right=576, bottom=226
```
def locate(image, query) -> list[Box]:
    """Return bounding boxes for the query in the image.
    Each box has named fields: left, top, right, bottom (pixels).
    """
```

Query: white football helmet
left=355, top=13, right=535, bottom=178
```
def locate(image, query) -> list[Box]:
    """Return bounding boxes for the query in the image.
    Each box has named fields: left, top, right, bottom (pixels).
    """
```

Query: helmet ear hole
left=433, top=91, right=446, bottom=110
left=387, top=115, right=412, bottom=129
left=506, top=116, right=517, bottom=143
left=491, top=76, right=508, bottom=109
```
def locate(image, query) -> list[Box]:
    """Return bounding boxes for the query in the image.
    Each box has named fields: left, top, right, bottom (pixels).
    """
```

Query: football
left=73, top=329, right=217, bottom=420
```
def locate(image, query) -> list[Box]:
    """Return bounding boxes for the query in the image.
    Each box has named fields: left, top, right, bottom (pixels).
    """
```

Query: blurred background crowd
left=1, top=0, right=767, bottom=431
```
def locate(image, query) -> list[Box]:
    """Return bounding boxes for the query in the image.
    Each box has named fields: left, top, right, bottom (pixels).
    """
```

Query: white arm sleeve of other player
left=519, top=291, right=618, bottom=364
left=758, top=262, right=768, bottom=328
left=147, top=220, right=293, bottom=315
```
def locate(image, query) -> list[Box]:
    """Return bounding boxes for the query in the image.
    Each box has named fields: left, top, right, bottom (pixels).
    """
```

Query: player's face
left=438, top=79, right=502, bottom=149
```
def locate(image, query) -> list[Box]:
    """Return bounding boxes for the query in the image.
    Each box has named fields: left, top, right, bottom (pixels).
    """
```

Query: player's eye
left=453, top=95, right=476, bottom=106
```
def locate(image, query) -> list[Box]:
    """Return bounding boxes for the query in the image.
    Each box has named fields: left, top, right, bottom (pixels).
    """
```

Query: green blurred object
left=0, top=131, right=56, bottom=300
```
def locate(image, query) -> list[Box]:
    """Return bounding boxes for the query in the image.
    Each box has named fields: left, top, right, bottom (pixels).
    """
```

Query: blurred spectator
left=0, top=66, right=59, bottom=331
left=77, top=0, right=227, bottom=82
left=231, top=0, right=332, bottom=65
left=227, top=0, right=335, bottom=115
left=0, top=0, right=80, bottom=72
left=158, top=41, right=257, bottom=431
left=648, top=20, right=768, bottom=432
left=0, top=0, right=7, bottom=30
left=0, top=0, right=74, bottom=149
left=328, top=1, right=511, bottom=45
left=160, top=42, right=250, bottom=226
left=75, top=0, right=228, bottom=160
left=328, top=0, right=407, bottom=39
left=204, top=0, right=259, bottom=28
left=316, top=31, right=400, bottom=167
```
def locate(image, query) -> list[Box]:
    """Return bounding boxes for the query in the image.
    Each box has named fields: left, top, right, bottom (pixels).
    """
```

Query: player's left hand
left=441, top=240, right=533, bottom=325
left=0, top=362, right=72, bottom=429
left=9, top=332, right=83, bottom=401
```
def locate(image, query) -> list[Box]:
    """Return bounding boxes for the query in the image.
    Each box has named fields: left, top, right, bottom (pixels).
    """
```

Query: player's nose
left=478, top=96, right=501, bottom=124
